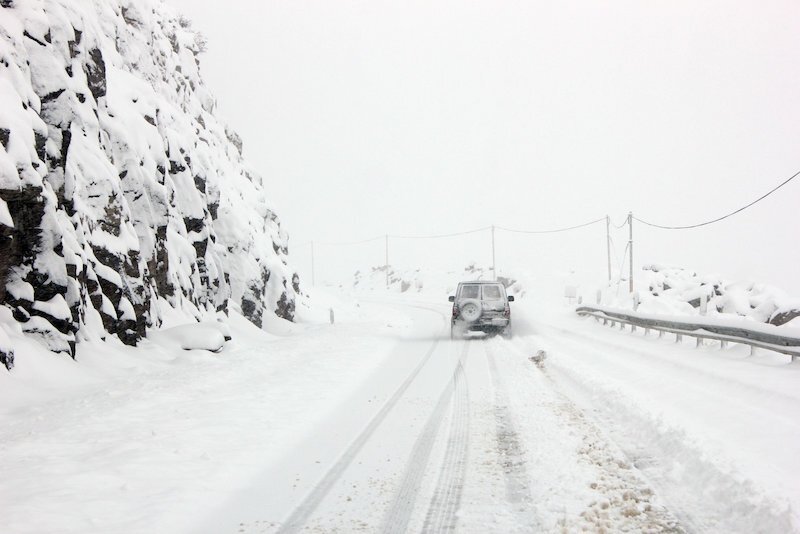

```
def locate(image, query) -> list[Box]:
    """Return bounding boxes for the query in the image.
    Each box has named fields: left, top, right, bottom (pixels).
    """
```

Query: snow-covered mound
left=0, top=0, right=298, bottom=368
left=599, top=265, right=800, bottom=328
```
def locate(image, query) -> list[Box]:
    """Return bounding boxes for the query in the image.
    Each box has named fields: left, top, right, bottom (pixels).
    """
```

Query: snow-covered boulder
left=599, top=265, right=800, bottom=329
left=148, top=321, right=228, bottom=353
left=0, top=0, right=298, bottom=363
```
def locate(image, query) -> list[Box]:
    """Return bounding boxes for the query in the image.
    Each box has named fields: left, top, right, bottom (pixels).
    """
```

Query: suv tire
left=459, top=299, right=482, bottom=323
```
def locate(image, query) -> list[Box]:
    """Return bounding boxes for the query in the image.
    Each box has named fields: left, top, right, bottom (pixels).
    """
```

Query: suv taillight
left=504, top=305, right=510, bottom=317
left=452, top=306, right=459, bottom=318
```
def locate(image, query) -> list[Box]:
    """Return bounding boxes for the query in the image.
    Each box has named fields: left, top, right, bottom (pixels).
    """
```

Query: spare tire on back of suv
left=459, top=299, right=482, bottom=323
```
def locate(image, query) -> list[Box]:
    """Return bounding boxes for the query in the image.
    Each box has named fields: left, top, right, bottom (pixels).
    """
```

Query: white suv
left=448, top=281, right=514, bottom=339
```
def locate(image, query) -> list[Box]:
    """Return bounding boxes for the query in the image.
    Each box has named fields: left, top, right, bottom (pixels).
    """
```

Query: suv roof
left=458, top=280, right=503, bottom=285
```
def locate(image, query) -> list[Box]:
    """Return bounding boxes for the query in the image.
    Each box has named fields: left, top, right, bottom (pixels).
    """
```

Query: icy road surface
left=0, top=292, right=798, bottom=533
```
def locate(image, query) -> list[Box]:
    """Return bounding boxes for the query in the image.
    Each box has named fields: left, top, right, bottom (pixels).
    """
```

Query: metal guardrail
left=575, top=306, right=800, bottom=362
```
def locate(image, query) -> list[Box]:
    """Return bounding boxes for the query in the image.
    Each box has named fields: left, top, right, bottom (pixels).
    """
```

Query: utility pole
left=628, top=212, right=634, bottom=293
left=606, top=215, right=611, bottom=283
left=310, top=240, right=315, bottom=287
left=491, top=224, right=496, bottom=280
left=385, top=234, right=389, bottom=289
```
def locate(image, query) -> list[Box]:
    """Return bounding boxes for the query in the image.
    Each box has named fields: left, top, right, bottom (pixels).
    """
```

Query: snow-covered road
left=1, top=292, right=797, bottom=533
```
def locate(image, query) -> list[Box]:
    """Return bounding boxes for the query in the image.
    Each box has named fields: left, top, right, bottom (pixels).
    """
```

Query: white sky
left=167, top=0, right=800, bottom=293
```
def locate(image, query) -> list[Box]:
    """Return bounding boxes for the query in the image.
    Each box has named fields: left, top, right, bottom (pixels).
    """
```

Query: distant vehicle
left=448, top=281, right=514, bottom=339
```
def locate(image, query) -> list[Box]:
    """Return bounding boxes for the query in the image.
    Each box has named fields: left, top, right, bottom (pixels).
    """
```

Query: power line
left=495, top=217, right=606, bottom=234
left=390, top=226, right=492, bottom=239
left=316, top=235, right=385, bottom=246
left=634, top=169, right=800, bottom=230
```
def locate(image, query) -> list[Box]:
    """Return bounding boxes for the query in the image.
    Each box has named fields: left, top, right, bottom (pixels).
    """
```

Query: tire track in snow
left=422, top=349, right=470, bottom=533
left=485, top=341, right=541, bottom=531
left=381, top=341, right=470, bottom=534
left=277, top=329, right=445, bottom=534
left=524, top=333, right=687, bottom=533
left=535, top=327, right=794, bottom=533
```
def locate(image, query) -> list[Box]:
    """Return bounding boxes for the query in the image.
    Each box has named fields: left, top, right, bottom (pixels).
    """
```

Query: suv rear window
left=459, top=284, right=480, bottom=298
left=482, top=285, right=504, bottom=300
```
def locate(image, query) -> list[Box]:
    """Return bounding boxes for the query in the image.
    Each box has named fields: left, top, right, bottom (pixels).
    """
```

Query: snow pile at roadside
left=147, top=321, right=229, bottom=352
left=596, top=265, right=800, bottom=329
left=0, top=0, right=298, bottom=366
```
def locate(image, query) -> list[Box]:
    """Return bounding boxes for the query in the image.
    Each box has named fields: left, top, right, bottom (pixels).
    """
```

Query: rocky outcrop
left=0, top=0, right=298, bottom=361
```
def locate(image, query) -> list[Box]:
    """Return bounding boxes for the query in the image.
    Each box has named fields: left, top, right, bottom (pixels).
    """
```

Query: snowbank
left=597, top=265, right=800, bottom=330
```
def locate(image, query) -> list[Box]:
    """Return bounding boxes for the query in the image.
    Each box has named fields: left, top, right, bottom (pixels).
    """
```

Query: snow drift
left=0, top=0, right=298, bottom=368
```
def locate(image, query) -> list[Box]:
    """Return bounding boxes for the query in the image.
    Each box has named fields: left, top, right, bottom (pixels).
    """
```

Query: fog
left=167, top=0, right=800, bottom=293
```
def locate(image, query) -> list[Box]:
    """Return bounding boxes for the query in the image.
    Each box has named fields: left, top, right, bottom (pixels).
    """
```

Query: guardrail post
left=676, top=333, right=682, bottom=343
left=721, top=340, right=728, bottom=350
left=631, top=324, right=637, bottom=333
left=749, top=345, right=757, bottom=357
left=644, top=327, right=650, bottom=336
left=696, top=337, right=702, bottom=348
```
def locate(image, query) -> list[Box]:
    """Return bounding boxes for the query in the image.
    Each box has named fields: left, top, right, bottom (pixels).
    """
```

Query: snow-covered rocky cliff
left=0, top=0, right=298, bottom=369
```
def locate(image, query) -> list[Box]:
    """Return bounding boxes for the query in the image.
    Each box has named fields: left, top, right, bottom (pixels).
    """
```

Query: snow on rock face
left=0, top=0, right=297, bottom=362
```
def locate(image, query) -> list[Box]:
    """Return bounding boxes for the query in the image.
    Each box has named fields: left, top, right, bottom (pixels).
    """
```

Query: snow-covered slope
left=0, top=0, right=298, bottom=368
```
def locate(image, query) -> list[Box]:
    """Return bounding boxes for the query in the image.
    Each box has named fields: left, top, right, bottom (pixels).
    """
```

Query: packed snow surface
left=1, top=286, right=798, bottom=533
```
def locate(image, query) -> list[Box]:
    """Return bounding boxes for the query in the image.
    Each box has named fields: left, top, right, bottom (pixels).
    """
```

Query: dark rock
left=34, top=131, right=46, bottom=161
left=0, top=346, right=13, bottom=371
left=59, top=128, right=71, bottom=167
left=183, top=216, right=204, bottom=234
left=12, top=306, right=29, bottom=322
left=169, top=159, right=186, bottom=174
left=0, top=128, right=9, bottom=149
left=274, top=291, right=295, bottom=321
left=241, top=297, right=260, bottom=327
left=83, top=47, right=106, bottom=100
left=292, top=273, right=300, bottom=293
left=225, top=128, right=243, bottom=156
left=770, top=309, right=800, bottom=327
left=23, top=30, right=46, bottom=47
left=0, top=187, right=45, bottom=297
left=193, top=174, right=206, bottom=193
